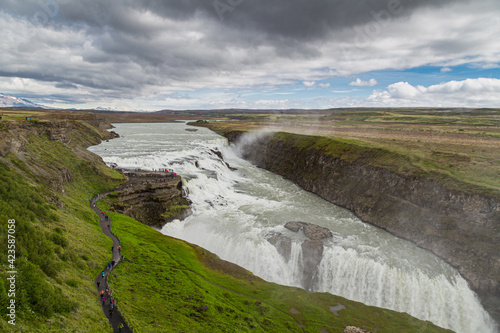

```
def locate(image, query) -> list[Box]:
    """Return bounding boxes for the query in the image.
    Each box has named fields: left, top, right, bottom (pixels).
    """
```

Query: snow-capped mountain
left=0, top=93, right=45, bottom=108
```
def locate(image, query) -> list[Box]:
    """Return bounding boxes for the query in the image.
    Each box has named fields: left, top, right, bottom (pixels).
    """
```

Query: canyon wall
left=107, top=172, right=189, bottom=228
left=225, top=130, right=500, bottom=296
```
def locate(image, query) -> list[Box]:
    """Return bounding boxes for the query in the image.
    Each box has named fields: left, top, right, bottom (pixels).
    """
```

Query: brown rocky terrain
left=107, top=170, right=190, bottom=228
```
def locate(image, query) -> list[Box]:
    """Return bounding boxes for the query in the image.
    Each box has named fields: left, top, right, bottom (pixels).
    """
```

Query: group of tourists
left=98, top=278, right=122, bottom=329
left=99, top=288, right=113, bottom=305
left=98, top=250, right=123, bottom=329
left=152, top=168, right=178, bottom=178
left=153, top=168, right=169, bottom=172
left=91, top=194, right=127, bottom=332
left=112, top=245, right=121, bottom=255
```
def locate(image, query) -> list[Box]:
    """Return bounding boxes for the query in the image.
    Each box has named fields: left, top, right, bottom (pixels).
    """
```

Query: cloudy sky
left=1, top=0, right=499, bottom=110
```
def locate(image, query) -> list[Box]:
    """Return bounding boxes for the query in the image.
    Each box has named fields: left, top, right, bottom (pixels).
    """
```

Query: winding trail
left=88, top=186, right=303, bottom=331
left=88, top=193, right=306, bottom=332
left=91, top=194, right=132, bottom=333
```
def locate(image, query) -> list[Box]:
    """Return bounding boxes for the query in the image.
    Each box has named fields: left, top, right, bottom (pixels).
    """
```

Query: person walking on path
left=118, top=245, right=121, bottom=255
left=92, top=193, right=132, bottom=332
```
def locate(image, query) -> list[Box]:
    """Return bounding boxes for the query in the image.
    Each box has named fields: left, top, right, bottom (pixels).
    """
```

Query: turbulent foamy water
left=89, top=122, right=498, bottom=333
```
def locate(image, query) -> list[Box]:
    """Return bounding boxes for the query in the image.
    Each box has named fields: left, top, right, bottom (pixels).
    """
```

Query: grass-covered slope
left=0, top=118, right=124, bottom=331
left=102, top=205, right=451, bottom=333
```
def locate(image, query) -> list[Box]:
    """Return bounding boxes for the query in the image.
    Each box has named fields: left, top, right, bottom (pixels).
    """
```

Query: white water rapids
left=89, top=122, right=498, bottom=333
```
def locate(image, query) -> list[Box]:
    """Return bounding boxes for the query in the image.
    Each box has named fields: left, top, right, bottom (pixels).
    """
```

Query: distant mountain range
left=0, top=93, right=45, bottom=108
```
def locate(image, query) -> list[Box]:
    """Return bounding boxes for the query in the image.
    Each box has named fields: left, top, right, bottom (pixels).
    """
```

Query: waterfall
left=317, top=245, right=494, bottom=332
left=89, top=122, right=498, bottom=333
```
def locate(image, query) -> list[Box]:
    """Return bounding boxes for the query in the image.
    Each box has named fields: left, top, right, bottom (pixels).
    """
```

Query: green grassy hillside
left=101, top=205, right=452, bottom=333
left=0, top=118, right=124, bottom=331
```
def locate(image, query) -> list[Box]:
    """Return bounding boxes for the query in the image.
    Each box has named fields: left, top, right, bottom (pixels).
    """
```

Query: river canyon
left=89, top=122, right=497, bottom=333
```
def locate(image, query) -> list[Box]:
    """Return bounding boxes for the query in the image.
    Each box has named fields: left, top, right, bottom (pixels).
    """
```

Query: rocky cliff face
left=226, top=131, right=500, bottom=297
left=108, top=171, right=190, bottom=228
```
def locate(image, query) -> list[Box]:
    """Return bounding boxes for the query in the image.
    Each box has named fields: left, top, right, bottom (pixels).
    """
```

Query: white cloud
left=319, top=83, right=331, bottom=88
left=303, top=81, right=316, bottom=87
left=441, top=67, right=452, bottom=73
left=333, top=89, right=357, bottom=93
left=367, top=78, right=500, bottom=107
left=349, top=78, right=378, bottom=87
left=254, top=99, right=291, bottom=109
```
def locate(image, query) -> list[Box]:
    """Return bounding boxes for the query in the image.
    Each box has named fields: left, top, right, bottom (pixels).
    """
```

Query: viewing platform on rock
left=108, top=167, right=189, bottom=228
left=122, top=169, right=176, bottom=178
left=114, top=168, right=182, bottom=190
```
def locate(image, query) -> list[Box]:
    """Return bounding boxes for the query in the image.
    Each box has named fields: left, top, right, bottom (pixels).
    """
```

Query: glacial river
left=89, top=122, right=497, bottom=333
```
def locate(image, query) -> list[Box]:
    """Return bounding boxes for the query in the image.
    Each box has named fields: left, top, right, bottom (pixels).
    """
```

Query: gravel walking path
left=91, top=195, right=132, bottom=333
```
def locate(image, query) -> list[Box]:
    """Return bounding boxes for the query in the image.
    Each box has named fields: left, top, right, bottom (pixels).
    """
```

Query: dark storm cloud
left=1, top=0, right=458, bottom=39
left=213, top=0, right=457, bottom=40
left=43, top=0, right=457, bottom=40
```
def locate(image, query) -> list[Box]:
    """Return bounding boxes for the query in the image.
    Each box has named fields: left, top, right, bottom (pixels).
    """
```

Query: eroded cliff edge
left=224, top=130, right=500, bottom=298
left=107, top=170, right=190, bottom=228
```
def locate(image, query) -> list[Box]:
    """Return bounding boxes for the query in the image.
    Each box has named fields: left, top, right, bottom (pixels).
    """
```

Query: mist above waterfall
left=229, top=130, right=274, bottom=161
